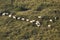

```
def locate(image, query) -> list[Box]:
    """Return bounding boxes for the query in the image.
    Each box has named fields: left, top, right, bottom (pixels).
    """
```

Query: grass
left=0, top=0, right=60, bottom=40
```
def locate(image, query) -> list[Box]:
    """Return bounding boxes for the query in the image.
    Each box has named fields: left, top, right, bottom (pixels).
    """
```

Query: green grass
left=0, top=0, right=60, bottom=40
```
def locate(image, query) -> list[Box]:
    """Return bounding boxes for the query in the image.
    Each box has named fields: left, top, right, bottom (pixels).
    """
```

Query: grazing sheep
left=2, top=11, right=11, bottom=16
left=36, top=21, right=39, bottom=23
left=12, top=16, right=16, bottom=19
left=2, top=12, right=10, bottom=16
left=30, top=20, right=35, bottom=23
left=26, top=19, right=29, bottom=22
left=35, top=21, right=41, bottom=27
left=8, top=14, right=12, bottom=17
left=49, top=19, right=53, bottom=22
left=2, top=13, right=6, bottom=16
left=35, top=22, right=41, bottom=27
left=30, top=21, right=33, bottom=23
left=17, top=17, right=21, bottom=20
left=54, top=17, right=59, bottom=20
left=5, top=13, right=10, bottom=16
left=21, top=18, right=25, bottom=21
left=38, top=16, right=42, bottom=18
left=32, top=20, right=35, bottom=22
left=55, top=17, right=57, bottom=20
left=48, top=24, right=51, bottom=27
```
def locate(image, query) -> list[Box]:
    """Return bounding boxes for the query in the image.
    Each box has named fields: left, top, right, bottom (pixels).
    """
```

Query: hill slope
left=0, top=0, right=60, bottom=40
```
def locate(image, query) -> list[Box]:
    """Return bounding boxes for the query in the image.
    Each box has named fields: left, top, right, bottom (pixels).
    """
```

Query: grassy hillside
left=0, top=0, right=60, bottom=40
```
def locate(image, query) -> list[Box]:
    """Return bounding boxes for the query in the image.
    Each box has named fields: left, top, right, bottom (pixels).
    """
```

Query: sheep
left=12, top=16, right=16, bottom=19
left=36, top=21, right=39, bottom=23
left=35, top=22, right=41, bottom=27
left=2, top=12, right=10, bottom=16
left=26, top=19, right=29, bottom=22
left=35, top=21, right=41, bottom=27
left=5, top=12, right=10, bottom=16
left=37, top=24, right=40, bottom=27
left=17, top=17, right=21, bottom=20
left=49, top=19, right=53, bottom=22
left=2, top=13, right=6, bottom=16
left=30, top=21, right=33, bottom=23
left=32, top=20, right=35, bottom=22
left=48, top=24, right=51, bottom=27
left=38, top=16, right=42, bottom=18
left=30, top=20, right=35, bottom=23
left=8, top=14, right=12, bottom=17
left=54, top=17, right=59, bottom=20
left=21, top=18, right=25, bottom=21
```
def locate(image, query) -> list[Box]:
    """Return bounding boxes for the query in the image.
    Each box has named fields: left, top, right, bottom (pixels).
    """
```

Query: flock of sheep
left=0, top=11, right=59, bottom=27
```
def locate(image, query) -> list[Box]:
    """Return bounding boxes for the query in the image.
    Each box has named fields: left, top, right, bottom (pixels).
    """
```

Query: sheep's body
left=49, top=19, right=53, bottom=22
left=21, top=18, right=25, bottom=21
left=2, top=13, right=6, bottom=16
left=17, top=17, right=21, bottom=20
left=13, top=16, right=16, bottom=19
left=38, top=16, right=42, bottom=18
left=26, top=19, right=29, bottom=22
left=48, top=25, right=51, bottom=27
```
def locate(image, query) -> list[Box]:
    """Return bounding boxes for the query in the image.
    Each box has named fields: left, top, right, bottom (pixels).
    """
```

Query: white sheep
left=30, top=20, right=35, bottom=23
left=49, top=19, right=53, bottom=22
left=55, top=17, right=57, bottom=20
left=17, top=17, right=20, bottom=20
left=2, top=13, right=6, bottom=16
left=35, top=21, right=41, bottom=27
left=26, top=19, right=29, bottom=22
left=5, top=13, right=9, bottom=15
left=35, top=22, right=41, bottom=27
left=8, top=14, right=12, bottom=17
left=36, top=21, right=39, bottom=23
left=48, top=24, right=51, bottom=27
left=37, top=24, right=40, bottom=27
left=21, top=18, right=25, bottom=21
left=12, top=16, right=16, bottom=19
left=38, top=16, right=42, bottom=18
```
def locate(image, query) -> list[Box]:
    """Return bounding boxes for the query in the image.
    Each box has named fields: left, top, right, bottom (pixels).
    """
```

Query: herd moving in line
left=0, top=11, right=59, bottom=27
